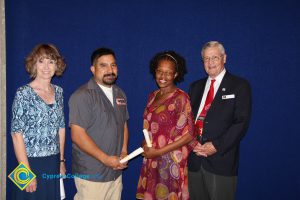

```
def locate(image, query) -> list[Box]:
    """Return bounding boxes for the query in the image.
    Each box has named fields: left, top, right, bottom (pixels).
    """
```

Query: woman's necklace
left=32, top=86, right=54, bottom=104
left=34, top=87, right=53, bottom=93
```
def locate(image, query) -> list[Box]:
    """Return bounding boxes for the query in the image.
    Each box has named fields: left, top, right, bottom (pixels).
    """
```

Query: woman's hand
left=60, top=162, right=66, bottom=175
left=141, top=140, right=147, bottom=148
left=25, top=178, right=37, bottom=193
left=143, top=146, right=161, bottom=159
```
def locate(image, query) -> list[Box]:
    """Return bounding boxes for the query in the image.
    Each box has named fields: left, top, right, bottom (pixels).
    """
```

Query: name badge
left=116, top=98, right=126, bottom=105
left=222, top=94, right=235, bottom=99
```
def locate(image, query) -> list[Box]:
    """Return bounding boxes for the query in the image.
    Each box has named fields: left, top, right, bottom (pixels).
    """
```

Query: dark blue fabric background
left=5, top=0, right=300, bottom=199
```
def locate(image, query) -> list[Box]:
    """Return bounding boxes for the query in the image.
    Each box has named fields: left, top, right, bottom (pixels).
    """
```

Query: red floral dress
left=136, top=88, right=196, bottom=200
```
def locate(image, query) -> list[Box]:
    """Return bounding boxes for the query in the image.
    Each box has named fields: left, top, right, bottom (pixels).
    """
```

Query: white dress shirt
left=195, top=69, right=226, bottom=121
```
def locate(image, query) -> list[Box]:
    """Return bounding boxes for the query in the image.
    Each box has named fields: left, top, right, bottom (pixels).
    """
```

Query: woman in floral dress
left=136, top=51, right=196, bottom=200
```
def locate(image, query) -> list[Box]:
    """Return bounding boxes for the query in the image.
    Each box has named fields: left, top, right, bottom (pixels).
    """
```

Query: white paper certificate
left=143, top=129, right=152, bottom=147
left=120, top=147, right=144, bottom=163
left=60, top=176, right=65, bottom=200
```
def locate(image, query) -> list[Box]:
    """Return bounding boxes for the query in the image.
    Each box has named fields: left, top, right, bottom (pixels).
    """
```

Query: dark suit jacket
left=188, top=71, right=252, bottom=176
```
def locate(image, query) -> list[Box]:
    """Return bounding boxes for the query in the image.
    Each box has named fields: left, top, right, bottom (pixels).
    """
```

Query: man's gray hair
left=201, top=41, right=226, bottom=58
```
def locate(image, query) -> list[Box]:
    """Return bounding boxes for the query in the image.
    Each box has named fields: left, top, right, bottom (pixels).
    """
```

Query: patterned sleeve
left=11, top=89, right=26, bottom=134
left=143, top=91, right=155, bottom=129
left=146, top=91, right=156, bottom=106
left=176, top=92, right=197, bottom=149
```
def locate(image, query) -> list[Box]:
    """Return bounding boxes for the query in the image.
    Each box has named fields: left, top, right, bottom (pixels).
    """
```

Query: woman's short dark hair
left=25, top=44, right=66, bottom=78
left=149, top=50, right=187, bottom=84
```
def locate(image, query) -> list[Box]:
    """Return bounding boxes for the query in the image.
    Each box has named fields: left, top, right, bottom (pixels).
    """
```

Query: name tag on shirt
left=116, top=98, right=127, bottom=105
left=222, top=94, right=235, bottom=99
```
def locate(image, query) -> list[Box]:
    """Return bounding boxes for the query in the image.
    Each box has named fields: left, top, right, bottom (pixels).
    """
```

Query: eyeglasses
left=155, top=69, right=175, bottom=77
left=202, top=56, right=222, bottom=63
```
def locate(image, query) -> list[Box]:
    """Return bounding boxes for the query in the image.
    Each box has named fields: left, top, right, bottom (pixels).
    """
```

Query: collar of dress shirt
left=208, top=68, right=226, bottom=84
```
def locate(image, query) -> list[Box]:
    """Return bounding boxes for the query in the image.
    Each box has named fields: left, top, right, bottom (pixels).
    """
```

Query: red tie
left=195, top=79, right=216, bottom=138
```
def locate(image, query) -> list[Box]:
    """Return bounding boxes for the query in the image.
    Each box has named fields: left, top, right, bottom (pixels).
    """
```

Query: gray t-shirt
left=69, top=78, right=129, bottom=182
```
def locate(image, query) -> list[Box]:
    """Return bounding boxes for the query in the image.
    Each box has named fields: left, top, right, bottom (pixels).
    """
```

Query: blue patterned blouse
left=11, top=84, right=65, bottom=157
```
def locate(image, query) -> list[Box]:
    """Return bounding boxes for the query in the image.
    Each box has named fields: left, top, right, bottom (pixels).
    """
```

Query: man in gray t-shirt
left=69, top=48, right=129, bottom=200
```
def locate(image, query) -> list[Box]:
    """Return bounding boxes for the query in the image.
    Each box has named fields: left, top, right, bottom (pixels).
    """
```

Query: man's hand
left=193, top=142, right=208, bottom=157
left=119, top=151, right=127, bottom=160
left=103, top=155, right=127, bottom=170
left=193, top=142, right=217, bottom=157
left=25, top=178, right=37, bottom=193
left=117, top=152, right=128, bottom=169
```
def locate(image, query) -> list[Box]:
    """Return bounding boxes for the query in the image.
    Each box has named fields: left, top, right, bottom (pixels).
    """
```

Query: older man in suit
left=188, top=41, right=252, bottom=200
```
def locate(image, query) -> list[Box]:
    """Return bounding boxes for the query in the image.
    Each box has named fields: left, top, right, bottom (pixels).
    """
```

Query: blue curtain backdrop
left=5, top=0, right=300, bottom=199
